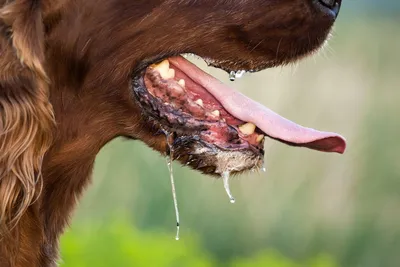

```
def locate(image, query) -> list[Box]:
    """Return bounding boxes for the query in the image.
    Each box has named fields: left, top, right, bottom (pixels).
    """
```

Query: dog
left=0, top=0, right=345, bottom=266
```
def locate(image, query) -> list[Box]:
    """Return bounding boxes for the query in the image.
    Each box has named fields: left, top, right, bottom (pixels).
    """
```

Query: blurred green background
left=59, top=3, right=400, bottom=267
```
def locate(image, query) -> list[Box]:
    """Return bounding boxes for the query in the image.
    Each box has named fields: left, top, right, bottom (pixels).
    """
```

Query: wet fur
left=0, top=0, right=337, bottom=266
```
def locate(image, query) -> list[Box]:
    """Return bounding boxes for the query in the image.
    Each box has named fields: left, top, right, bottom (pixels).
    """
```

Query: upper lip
left=134, top=53, right=268, bottom=79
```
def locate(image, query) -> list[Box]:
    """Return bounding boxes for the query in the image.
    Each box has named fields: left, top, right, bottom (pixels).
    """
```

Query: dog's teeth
left=256, top=134, right=265, bottom=143
left=211, top=110, right=220, bottom=117
left=152, top=60, right=170, bottom=79
left=152, top=59, right=170, bottom=69
left=166, top=68, right=175, bottom=79
left=239, top=122, right=256, bottom=135
left=178, top=79, right=185, bottom=87
left=195, top=99, right=203, bottom=107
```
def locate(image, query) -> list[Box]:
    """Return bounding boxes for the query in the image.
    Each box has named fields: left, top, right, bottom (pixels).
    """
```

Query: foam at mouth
left=145, top=56, right=346, bottom=154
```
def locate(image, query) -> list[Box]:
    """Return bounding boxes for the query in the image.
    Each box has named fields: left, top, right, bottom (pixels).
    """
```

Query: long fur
left=0, top=0, right=54, bottom=235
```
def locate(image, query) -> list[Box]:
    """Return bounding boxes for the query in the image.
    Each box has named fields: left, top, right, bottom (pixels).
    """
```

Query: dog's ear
left=0, top=0, right=55, bottom=235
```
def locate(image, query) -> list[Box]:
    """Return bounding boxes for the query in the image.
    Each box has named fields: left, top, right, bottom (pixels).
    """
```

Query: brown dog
left=0, top=0, right=345, bottom=266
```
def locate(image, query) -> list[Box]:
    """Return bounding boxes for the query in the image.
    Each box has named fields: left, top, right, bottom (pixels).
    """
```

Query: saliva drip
left=165, top=133, right=180, bottom=240
left=229, top=71, right=236, bottom=81
left=221, top=171, right=236, bottom=204
left=261, top=159, right=267, bottom=173
left=229, top=70, right=246, bottom=81
left=235, top=70, right=246, bottom=79
left=262, top=166, right=267, bottom=172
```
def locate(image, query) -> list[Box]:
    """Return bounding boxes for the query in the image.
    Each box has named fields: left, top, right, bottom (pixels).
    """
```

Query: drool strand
left=222, top=171, right=235, bottom=204
left=261, top=158, right=267, bottom=173
left=165, top=132, right=180, bottom=240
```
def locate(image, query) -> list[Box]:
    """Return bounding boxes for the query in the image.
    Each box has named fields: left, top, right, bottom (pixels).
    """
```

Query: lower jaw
left=170, top=135, right=264, bottom=175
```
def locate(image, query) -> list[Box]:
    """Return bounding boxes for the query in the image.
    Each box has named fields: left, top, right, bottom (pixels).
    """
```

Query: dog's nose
left=316, top=0, right=341, bottom=17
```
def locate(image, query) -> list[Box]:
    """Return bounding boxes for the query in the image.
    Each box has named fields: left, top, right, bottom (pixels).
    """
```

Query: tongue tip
left=273, top=134, right=347, bottom=154
left=331, top=143, right=346, bottom=154
left=331, top=136, right=347, bottom=154
left=312, top=135, right=347, bottom=154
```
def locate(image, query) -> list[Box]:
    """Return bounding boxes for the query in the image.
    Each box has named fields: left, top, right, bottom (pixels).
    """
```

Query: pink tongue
left=170, top=57, right=346, bottom=154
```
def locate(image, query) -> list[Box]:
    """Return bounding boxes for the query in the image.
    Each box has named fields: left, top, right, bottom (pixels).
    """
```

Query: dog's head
left=0, top=0, right=345, bottom=231
left=78, top=0, right=345, bottom=174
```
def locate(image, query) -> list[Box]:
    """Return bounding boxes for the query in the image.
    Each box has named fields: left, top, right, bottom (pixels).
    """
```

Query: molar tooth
left=195, top=99, right=203, bottom=107
left=239, top=122, right=256, bottom=135
left=256, top=134, right=265, bottom=143
left=178, top=79, right=185, bottom=87
left=211, top=110, right=220, bottom=117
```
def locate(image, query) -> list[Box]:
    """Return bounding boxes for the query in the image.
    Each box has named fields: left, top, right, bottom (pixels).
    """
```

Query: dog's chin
left=131, top=52, right=346, bottom=176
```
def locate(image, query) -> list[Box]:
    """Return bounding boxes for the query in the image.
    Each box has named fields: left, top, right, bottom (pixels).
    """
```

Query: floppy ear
left=0, top=0, right=55, bottom=234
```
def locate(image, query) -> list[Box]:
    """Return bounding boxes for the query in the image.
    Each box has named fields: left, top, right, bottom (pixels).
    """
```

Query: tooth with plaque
left=195, top=99, right=204, bottom=107
left=166, top=68, right=175, bottom=79
left=211, top=110, right=220, bottom=117
left=256, top=134, right=265, bottom=143
left=178, top=79, right=185, bottom=87
left=239, top=122, right=256, bottom=135
left=152, top=60, right=170, bottom=78
left=152, top=59, right=175, bottom=79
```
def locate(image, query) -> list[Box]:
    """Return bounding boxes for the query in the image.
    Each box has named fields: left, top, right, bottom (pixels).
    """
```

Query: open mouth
left=132, top=55, right=346, bottom=175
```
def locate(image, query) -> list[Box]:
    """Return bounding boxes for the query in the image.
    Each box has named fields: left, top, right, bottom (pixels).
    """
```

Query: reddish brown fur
left=0, top=0, right=340, bottom=265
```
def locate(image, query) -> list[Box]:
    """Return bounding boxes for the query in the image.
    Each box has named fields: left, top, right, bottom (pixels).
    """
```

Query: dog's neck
left=38, top=101, right=119, bottom=263
left=0, top=118, right=116, bottom=267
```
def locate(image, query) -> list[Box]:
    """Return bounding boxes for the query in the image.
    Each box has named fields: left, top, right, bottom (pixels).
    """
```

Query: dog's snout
left=315, top=0, right=341, bottom=17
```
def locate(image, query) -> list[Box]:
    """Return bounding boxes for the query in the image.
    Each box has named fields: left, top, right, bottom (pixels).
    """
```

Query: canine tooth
left=152, top=60, right=170, bottom=78
left=256, top=134, right=265, bottom=143
left=211, top=110, right=220, bottom=117
left=178, top=79, right=185, bottom=87
left=239, top=122, right=256, bottom=135
left=195, top=99, right=203, bottom=107
left=152, top=59, right=170, bottom=69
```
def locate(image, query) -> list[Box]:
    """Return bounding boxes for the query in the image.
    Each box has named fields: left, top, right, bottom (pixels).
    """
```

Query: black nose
left=316, top=0, right=342, bottom=17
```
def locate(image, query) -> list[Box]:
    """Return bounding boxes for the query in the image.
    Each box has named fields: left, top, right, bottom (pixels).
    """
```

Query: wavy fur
left=0, top=0, right=54, bottom=236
